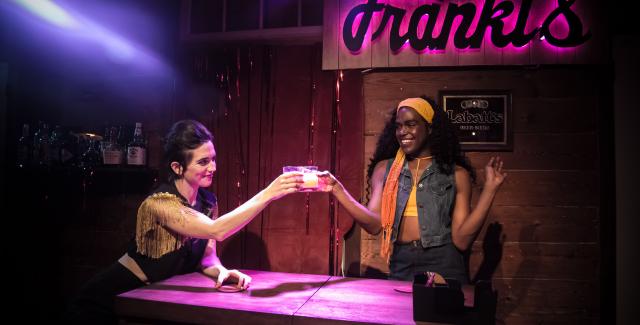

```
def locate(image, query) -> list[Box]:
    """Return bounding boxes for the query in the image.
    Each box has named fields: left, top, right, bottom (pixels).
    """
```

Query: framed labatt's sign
left=322, top=0, right=605, bottom=69
left=440, top=90, right=512, bottom=151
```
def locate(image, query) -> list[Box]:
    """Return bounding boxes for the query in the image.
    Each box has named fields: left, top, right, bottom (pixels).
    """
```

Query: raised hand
left=484, top=156, right=507, bottom=191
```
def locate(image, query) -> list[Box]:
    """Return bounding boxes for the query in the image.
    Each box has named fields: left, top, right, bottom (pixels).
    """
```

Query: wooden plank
left=575, top=0, right=606, bottom=64
left=259, top=46, right=334, bottom=275
left=339, top=0, right=373, bottom=69
left=529, top=0, right=557, bottom=65
left=492, top=278, right=599, bottom=317
left=322, top=0, right=340, bottom=70
left=370, top=0, right=389, bottom=68
left=553, top=9, right=577, bottom=65
left=472, top=170, right=599, bottom=206
left=116, top=271, right=331, bottom=324
left=420, top=0, right=459, bottom=67
left=363, top=97, right=395, bottom=135
left=466, top=132, right=598, bottom=170
left=293, top=276, right=415, bottom=325
left=456, top=0, right=485, bottom=66
left=468, top=242, right=599, bottom=281
left=184, top=26, right=322, bottom=44
left=483, top=26, right=504, bottom=66
left=473, top=206, right=599, bottom=243
left=513, top=97, right=597, bottom=133
left=337, top=70, right=365, bottom=181
left=360, top=232, right=389, bottom=276
left=500, top=315, right=599, bottom=325
left=529, top=68, right=599, bottom=98
left=363, top=70, right=539, bottom=101
left=245, top=46, right=267, bottom=269
left=265, top=229, right=330, bottom=274
left=387, top=0, right=421, bottom=67
left=362, top=134, right=378, bottom=195
left=335, top=70, right=364, bottom=258
left=500, top=0, right=532, bottom=66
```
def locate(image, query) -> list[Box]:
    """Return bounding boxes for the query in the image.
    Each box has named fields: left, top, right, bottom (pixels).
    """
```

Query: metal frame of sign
left=439, top=90, right=513, bottom=151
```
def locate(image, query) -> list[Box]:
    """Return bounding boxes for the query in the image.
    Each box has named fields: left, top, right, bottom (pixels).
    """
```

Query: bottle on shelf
left=80, top=135, right=102, bottom=169
left=117, top=125, right=128, bottom=148
left=127, top=122, right=146, bottom=166
left=102, top=126, right=124, bottom=165
left=16, top=123, right=30, bottom=168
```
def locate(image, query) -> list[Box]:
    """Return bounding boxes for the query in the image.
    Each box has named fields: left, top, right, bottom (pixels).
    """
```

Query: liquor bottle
left=117, top=125, right=128, bottom=148
left=80, top=135, right=101, bottom=169
left=16, top=123, right=30, bottom=168
left=102, top=126, right=124, bottom=165
left=127, top=122, right=146, bottom=166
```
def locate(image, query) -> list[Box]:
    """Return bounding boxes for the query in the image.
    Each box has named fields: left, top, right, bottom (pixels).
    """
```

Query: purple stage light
left=13, top=0, right=79, bottom=29
left=8, top=0, right=169, bottom=70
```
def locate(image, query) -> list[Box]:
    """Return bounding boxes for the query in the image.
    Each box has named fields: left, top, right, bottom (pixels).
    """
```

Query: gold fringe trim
left=135, top=192, right=187, bottom=259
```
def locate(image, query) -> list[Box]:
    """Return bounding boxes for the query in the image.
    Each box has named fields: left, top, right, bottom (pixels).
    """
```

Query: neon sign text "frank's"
left=343, top=0, right=591, bottom=52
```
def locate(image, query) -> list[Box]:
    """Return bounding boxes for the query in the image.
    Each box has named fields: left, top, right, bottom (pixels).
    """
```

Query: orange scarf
left=379, top=98, right=434, bottom=262
left=380, top=149, right=406, bottom=261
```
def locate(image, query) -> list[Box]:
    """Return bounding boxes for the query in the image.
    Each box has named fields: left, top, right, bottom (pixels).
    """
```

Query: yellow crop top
left=403, top=183, right=418, bottom=217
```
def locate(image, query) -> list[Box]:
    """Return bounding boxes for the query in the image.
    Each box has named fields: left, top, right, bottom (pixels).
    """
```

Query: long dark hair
left=365, top=97, right=476, bottom=201
left=162, top=120, right=214, bottom=183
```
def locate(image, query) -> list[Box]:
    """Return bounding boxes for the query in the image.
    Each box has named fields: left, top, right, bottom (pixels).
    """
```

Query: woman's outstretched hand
left=264, top=172, right=304, bottom=201
left=316, top=171, right=341, bottom=193
left=484, top=156, right=507, bottom=192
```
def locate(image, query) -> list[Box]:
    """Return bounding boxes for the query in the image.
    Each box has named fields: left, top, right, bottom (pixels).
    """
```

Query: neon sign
left=343, top=0, right=591, bottom=53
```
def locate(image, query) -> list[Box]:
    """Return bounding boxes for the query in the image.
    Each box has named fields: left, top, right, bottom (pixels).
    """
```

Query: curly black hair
left=364, top=97, right=476, bottom=201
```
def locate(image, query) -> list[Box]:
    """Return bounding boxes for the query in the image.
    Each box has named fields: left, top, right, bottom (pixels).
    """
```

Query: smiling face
left=180, top=141, right=217, bottom=188
left=395, top=107, right=431, bottom=157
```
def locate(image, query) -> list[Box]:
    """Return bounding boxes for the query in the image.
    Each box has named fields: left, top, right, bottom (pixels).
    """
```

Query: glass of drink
left=283, top=166, right=319, bottom=191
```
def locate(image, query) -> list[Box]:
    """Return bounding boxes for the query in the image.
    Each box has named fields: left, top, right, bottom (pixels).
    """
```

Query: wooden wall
left=179, top=44, right=363, bottom=275
left=360, top=67, right=606, bottom=323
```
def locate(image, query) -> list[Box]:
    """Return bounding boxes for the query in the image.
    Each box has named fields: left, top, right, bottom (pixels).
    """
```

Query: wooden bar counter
left=115, top=270, right=423, bottom=324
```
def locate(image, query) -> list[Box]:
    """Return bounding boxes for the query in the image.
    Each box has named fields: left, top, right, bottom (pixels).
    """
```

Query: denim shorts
left=389, top=241, right=468, bottom=284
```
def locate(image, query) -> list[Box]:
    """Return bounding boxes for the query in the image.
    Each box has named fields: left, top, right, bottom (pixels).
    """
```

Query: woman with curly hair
left=318, top=97, right=506, bottom=283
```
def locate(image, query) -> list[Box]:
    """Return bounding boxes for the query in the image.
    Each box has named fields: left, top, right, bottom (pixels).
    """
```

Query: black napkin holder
left=412, top=274, right=464, bottom=323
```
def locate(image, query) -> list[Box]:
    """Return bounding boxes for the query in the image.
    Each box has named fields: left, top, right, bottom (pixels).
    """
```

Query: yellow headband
left=397, top=98, right=434, bottom=124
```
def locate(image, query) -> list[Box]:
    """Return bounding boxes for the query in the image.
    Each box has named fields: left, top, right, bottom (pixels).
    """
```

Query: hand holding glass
left=283, top=166, right=319, bottom=191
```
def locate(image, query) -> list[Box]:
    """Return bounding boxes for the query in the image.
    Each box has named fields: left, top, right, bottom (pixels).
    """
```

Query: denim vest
left=386, top=159, right=456, bottom=248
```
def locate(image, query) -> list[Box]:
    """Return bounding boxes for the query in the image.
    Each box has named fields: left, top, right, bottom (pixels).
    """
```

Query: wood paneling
left=207, top=45, right=363, bottom=276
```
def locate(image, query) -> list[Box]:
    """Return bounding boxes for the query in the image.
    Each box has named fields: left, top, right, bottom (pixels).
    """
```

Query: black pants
left=389, top=242, right=468, bottom=284
left=66, top=262, right=145, bottom=325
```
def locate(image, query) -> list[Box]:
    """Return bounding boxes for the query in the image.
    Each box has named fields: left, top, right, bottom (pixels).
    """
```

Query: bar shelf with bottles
left=14, top=121, right=158, bottom=193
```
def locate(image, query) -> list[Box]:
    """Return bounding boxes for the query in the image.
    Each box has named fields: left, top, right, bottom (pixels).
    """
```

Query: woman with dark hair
left=68, top=120, right=303, bottom=324
left=318, top=97, right=506, bottom=283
